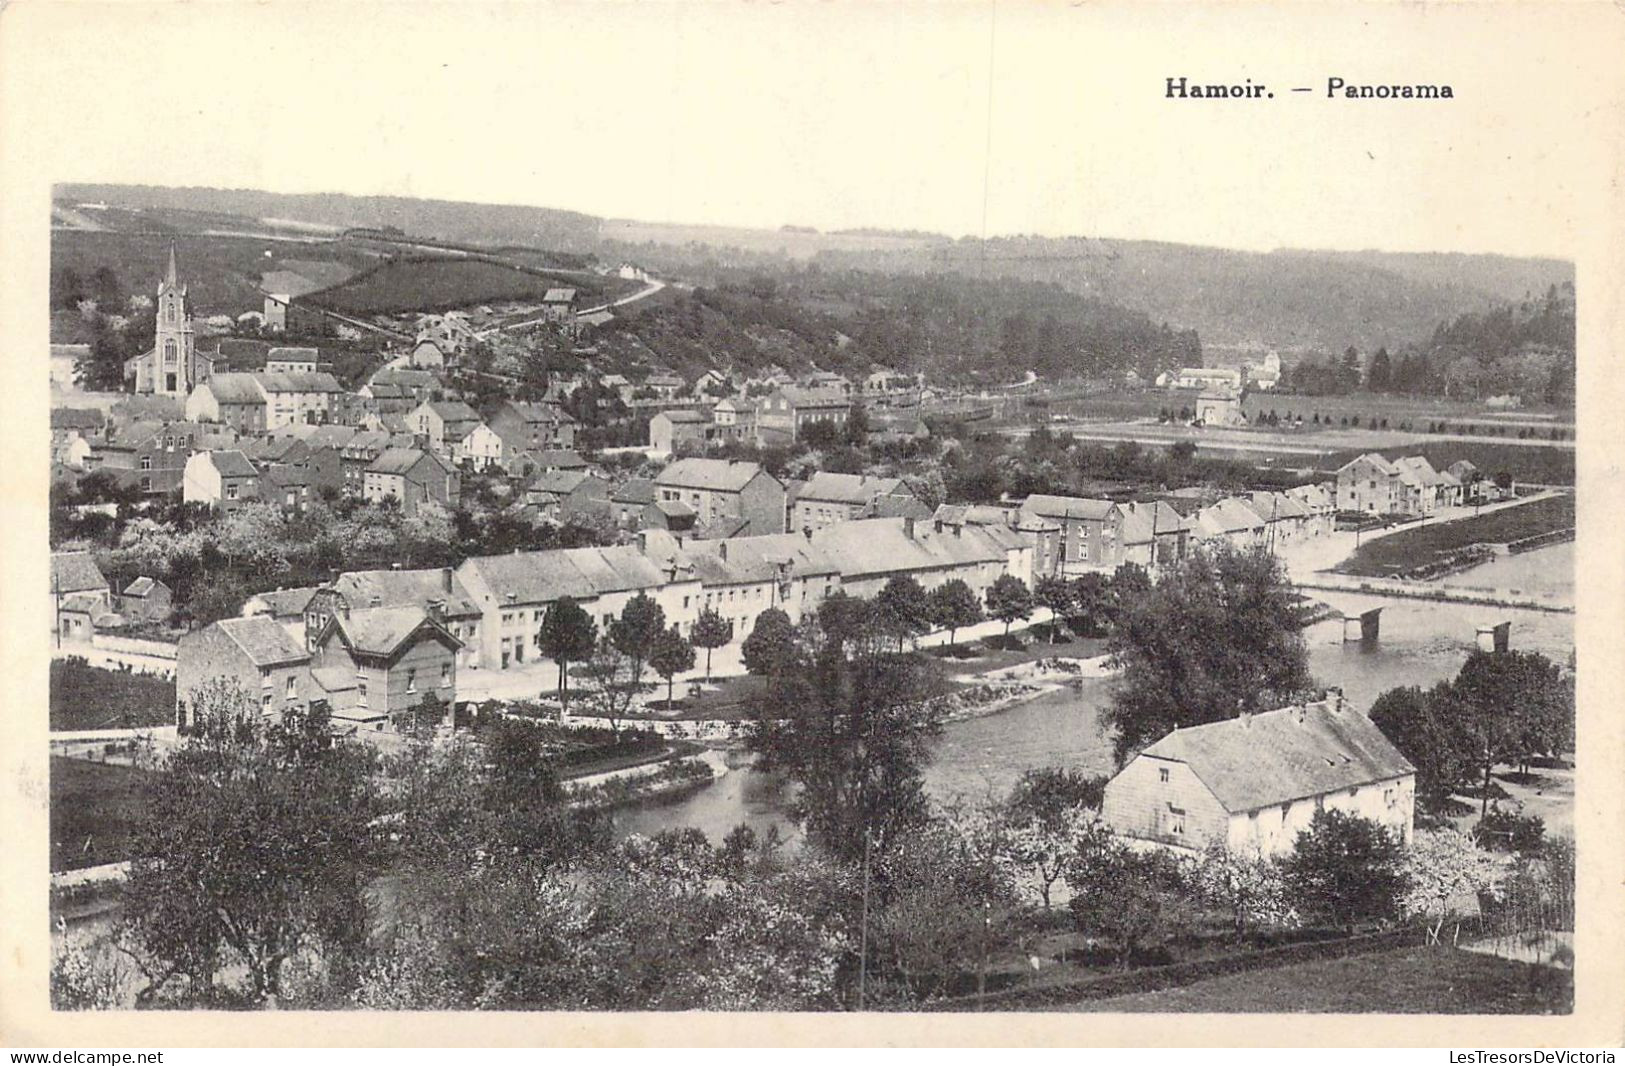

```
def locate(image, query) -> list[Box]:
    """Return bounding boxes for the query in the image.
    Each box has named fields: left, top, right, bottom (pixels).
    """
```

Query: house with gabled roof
left=176, top=616, right=315, bottom=727
left=305, top=567, right=484, bottom=669
left=456, top=544, right=701, bottom=670
left=1337, top=452, right=1404, bottom=515
left=120, top=576, right=173, bottom=624
left=487, top=400, right=578, bottom=457
left=182, top=450, right=261, bottom=514
left=655, top=457, right=786, bottom=537
left=51, top=551, right=112, bottom=642
left=363, top=448, right=459, bottom=517
left=525, top=469, right=611, bottom=521
left=309, top=605, right=461, bottom=733
left=791, top=472, right=919, bottom=532
left=1101, top=694, right=1415, bottom=857
left=650, top=408, right=712, bottom=455
left=1193, top=497, right=1268, bottom=549
left=811, top=515, right=1033, bottom=600
left=756, top=386, right=851, bottom=445
left=1119, top=500, right=1194, bottom=569
left=87, top=419, right=201, bottom=494
left=1019, top=494, right=1126, bottom=573
left=408, top=399, right=482, bottom=457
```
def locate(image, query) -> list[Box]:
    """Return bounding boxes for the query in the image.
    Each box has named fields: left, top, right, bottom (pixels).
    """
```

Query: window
left=262, top=692, right=272, bottom=710
left=139, top=456, right=152, bottom=470
left=285, top=675, right=296, bottom=698
left=226, top=484, right=238, bottom=500
left=406, top=669, right=417, bottom=693
left=440, top=663, right=451, bottom=687
left=1166, top=805, right=1186, bottom=836
left=1158, top=767, right=1170, bottom=784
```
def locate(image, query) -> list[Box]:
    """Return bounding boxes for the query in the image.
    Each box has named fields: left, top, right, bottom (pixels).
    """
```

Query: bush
left=1282, top=809, right=1409, bottom=930
left=1473, top=808, right=1546, bottom=854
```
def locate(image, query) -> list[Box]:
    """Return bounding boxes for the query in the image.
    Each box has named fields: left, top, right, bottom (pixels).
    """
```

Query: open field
left=303, top=256, right=621, bottom=316
left=1063, top=945, right=1571, bottom=1014
left=1338, top=494, right=1575, bottom=578
left=51, top=756, right=150, bottom=873
left=50, top=658, right=177, bottom=733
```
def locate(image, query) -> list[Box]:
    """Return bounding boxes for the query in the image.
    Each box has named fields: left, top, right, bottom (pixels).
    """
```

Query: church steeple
left=165, top=241, right=178, bottom=286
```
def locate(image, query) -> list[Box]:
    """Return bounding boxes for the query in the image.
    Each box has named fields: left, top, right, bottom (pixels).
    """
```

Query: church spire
left=165, top=241, right=179, bottom=286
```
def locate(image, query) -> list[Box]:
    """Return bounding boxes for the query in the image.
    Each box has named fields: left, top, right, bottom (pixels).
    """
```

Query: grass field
left=50, top=658, right=176, bottom=732
left=1339, top=494, right=1575, bottom=578
left=304, top=256, right=615, bottom=316
left=1065, top=945, right=1571, bottom=1013
left=51, top=756, right=150, bottom=872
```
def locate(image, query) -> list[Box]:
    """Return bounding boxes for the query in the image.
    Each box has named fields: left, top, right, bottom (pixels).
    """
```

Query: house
left=407, top=400, right=479, bottom=456
left=241, top=586, right=322, bottom=641
left=337, top=430, right=393, bottom=495
left=186, top=374, right=268, bottom=433
left=1394, top=456, right=1459, bottom=512
left=408, top=339, right=447, bottom=370
left=1448, top=460, right=1494, bottom=505
left=305, top=568, right=484, bottom=670
left=1019, top=495, right=1126, bottom=573
left=1170, top=367, right=1243, bottom=392
left=1195, top=389, right=1245, bottom=427
left=363, top=448, right=460, bottom=517
left=611, top=478, right=656, bottom=529
left=756, top=387, right=851, bottom=444
left=264, top=347, right=319, bottom=374
left=1336, top=453, right=1404, bottom=515
left=175, top=616, right=315, bottom=727
left=1246, top=491, right=1310, bottom=548
left=600, top=374, right=634, bottom=405
left=1119, top=500, right=1194, bottom=569
left=360, top=367, right=441, bottom=414
left=250, top=371, right=345, bottom=428
left=694, top=369, right=729, bottom=397
left=88, top=420, right=201, bottom=495
left=1193, top=497, right=1268, bottom=550
left=641, top=498, right=699, bottom=534
left=654, top=458, right=786, bottom=537
left=509, top=448, right=589, bottom=479
left=456, top=544, right=700, bottom=670
left=791, top=472, right=918, bottom=532
left=120, top=576, right=173, bottom=624
left=712, top=397, right=757, bottom=442
left=51, top=408, right=107, bottom=466
left=488, top=400, right=578, bottom=458
left=1284, top=482, right=1338, bottom=537
left=811, top=516, right=1033, bottom=601
left=650, top=409, right=712, bottom=455
left=309, top=605, right=461, bottom=733
left=663, top=529, right=843, bottom=628
left=644, top=373, right=685, bottom=399
left=541, top=288, right=578, bottom=323
left=182, top=450, right=261, bottom=514
left=1100, top=695, right=1416, bottom=857
left=525, top=469, right=611, bottom=521
left=454, top=422, right=505, bottom=469
left=932, top=504, right=1065, bottom=579
left=804, top=370, right=852, bottom=395
left=51, top=552, right=112, bottom=643
left=415, top=313, right=477, bottom=355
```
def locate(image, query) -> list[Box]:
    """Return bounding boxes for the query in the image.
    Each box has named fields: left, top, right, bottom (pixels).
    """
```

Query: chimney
left=426, top=597, right=446, bottom=622
left=1325, top=685, right=1345, bottom=712
left=370, top=595, right=382, bottom=608
left=903, top=516, right=916, bottom=540
left=803, top=526, right=813, bottom=541
left=442, top=567, right=453, bottom=593
left=1238, top=711, right=1251, bottom=729
left=719, top=541, right=728, bottom=561
left=637, top=530, right=648, bottom=553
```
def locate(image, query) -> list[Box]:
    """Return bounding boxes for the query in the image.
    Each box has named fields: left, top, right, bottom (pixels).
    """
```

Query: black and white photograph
left=3, top=0, right=1622, bottom=1048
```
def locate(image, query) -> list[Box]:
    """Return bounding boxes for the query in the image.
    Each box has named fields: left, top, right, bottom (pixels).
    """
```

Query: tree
left=985, top=574, right=1033, bottom=641
left=538, top=597, right=596, bottom=708
left=1003, top=770, right=1109, bottom=909
left=876, top=574, right=931, bottom=652
left=1368, top=347, right=1393, bottom=391
left=577, top=636, right=648, bottom=738
left=1066, top=836, right=1191, bottom=966
left=123, top=683, right=376, bottom=1005
left=1067, top=571, right=1112, bottom=636
left=741, top=608, right=800, bottom=679
left=690, top=606, right=733, bottom=681
left=745, top=606, right=948, bottom=863
left=1105, top=543, right=1314, bottom=764
left=609, top=593, right=666, bottom=687
left=1192, top=842, right=1297, bottom=943
left=1032, top=575, right=1073, bottom=643
left=1282, top=809, right=1409, bottom=931
left=1369, top=683, right=1474, bottom=810
left=649, top=627, right=697, bottom=711
left=1449, top=650, right=1573, bottom=815
left=926, top=579, right=983, bottom=648
left=1400, top=828, right=1505, bottom=945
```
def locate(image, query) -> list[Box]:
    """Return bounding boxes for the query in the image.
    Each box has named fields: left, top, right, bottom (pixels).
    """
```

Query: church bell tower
left=153, top=242, right=196, bottom=396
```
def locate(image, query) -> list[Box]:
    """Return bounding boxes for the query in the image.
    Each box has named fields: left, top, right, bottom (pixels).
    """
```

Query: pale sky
left=9, top=1, right=1623, bottom=258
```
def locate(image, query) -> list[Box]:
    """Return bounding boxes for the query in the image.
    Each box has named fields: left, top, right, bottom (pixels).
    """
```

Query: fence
left=1507, top=527, right=1575, bottom=555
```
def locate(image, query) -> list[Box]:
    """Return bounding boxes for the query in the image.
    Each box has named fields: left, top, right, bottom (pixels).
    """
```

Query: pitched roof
left=426, top=399, right=481, bottom=423
left=1137, top=699, right=1415, bottom=813
left=123, top=576, right=166, bottom=597
left=201, top=373, right=267, bottom=404
left=51, top=408, right=106, bottom=432
left=543, top=287, right=578, bottom=303
left=1021, top=494, right=1118, bottom=521
left=800, top=471, right=906, bottom=506
left=674, top=530, right=841, bottom=583
left=1120, top=500, right=1192, bottom=544
left=1340, top=452, right=1399, bottom=476
left=657, top=409, right=709, bottom=424
left=1247, top=491, right=1308, bottom=521
left=530, top=469, right=596, bottom=495
left=211, top=615, right=310, bottom=667
left=656, top=457, right=772, bottom=493
left=331, top=569, right=480, bottom=619
left=778, top=386, right=850, bottom=409
left=462, top=544, right=672, bottom=605
left=52, top=552, right=109, bottom=594
left=325, top=605, right=459, bottom=658
left=367, top=447, right=445, bottom=477
left=342, top=429, right=392, bottom=456
left=612, top=477, right=655, bottom=505
left=1197, top=497, right=1266, bottom=535
left=244, top=586, right=320, bottom=618
left=502, top=401, right=572, bottom=426
left=810, top=516, right=1015, bottom=579
left=255, top=370, right=343, bottom=394
left=210, top=450, right=259, bottom=478
left=266, top=346, right=319, bottom=363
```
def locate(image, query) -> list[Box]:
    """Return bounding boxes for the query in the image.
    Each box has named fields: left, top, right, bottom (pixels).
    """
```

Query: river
left=614, top=543, right=1576, bottom=843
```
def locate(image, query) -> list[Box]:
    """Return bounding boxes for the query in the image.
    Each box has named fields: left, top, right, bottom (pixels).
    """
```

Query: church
left=124, top=243, right=215, bottom=397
